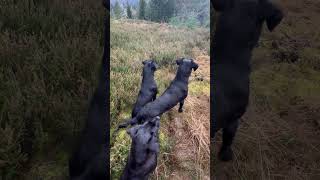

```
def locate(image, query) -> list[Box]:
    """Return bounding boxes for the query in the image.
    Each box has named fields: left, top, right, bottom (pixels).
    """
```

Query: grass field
left=212, top=0, right=320, bottom=179
left=0, top=0, right=104, bottom=179
left=110, top=19, right=210, bottom=179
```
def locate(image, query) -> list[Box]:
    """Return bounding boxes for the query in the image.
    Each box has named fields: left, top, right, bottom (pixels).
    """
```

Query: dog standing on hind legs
left=212, top=0, right=283, bottom=161
left=131, top=60, right=158, bottom=118
left=118, top=58, right=198, bottom=129
left=68, top=59, right=107, bottom=179
left=120, top=116, right=160, bottom=180
left=69, top=1, right=108, bottom=178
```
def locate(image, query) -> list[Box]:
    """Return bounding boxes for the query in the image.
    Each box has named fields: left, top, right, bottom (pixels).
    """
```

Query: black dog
left=212, top=0, right=283, bottom=161
left=69, top=1, right=108, bottom=178
left=121, top=116, right=160, bottom=180
left=119, top=58, right=198, bottom=128
left=132, top=60, right=158, bottom=118
left=68, top=61, right=107, bottom=179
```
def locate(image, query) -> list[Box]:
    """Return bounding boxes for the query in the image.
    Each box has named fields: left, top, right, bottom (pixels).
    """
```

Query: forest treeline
left=111, top=0, right=210, bottom=28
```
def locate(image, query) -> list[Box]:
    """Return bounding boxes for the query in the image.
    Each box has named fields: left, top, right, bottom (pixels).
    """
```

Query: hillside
left=212, top=0, right=320, bottom=179
left=110, top=19, right=210, bottom=179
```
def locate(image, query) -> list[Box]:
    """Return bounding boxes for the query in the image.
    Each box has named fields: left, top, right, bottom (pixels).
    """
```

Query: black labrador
left=119, top=58, right=198, bottom=129
left=212, top=0, right=283, bottom=161
left=121, top=116, right=160, bottom=180
left=68, top=61, right=107, bottom=179
left=132, top=60, right=158, bottom=118
left=68, top=1, right=108, bottom=178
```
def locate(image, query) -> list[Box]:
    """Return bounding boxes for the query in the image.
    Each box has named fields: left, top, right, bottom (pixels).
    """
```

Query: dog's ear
left=212, top=0, right=233, bottom=11
left=263, top=1, right=283, bottom=32
left=152, top=61, right=158, bottom=70
left=150, top=116, right=160, bottom=133
left=192, top=60, right=199, bottom=71
left=176, top=58, right=184, bottom=65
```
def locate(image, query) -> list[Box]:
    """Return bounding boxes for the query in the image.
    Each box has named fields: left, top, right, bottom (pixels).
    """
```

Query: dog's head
left=142, top=59, right=158, bottom=72
left=176, top=58, right=199, bottom=74
left=127, top=116, right=160, bottom=165
left=213, top=0, right=283, bottom=47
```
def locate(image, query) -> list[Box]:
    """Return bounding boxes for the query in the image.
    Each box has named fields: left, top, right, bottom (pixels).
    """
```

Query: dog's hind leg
left=218, top=119, right=239, bottom=161
left=178, top=100, right=184, bottom=113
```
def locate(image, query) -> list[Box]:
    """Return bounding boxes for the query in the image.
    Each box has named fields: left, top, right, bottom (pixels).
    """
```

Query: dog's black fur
left=119, top=58, right=198, bottom=128
left=69, top=1, right=108, bottom=178
left=120, top=117, right=160, bottom=180
left=212, top=0, right=283, bottom=161
left=68, top=61, right=107, bottom=180
left=132, top=60, right=158, bottom=118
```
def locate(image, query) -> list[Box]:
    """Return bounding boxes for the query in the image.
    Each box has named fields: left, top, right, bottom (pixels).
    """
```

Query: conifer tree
left=127, top=4, right=133, bottom=19
left=138, top=0, right=146, bottom=20
left=113, top=0, right=123, bottom=19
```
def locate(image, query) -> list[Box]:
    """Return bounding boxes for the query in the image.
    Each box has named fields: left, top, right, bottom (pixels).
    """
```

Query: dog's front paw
left=178, top=109, right=183, bottom=113
left=218, top=146, right=233, bottom=161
